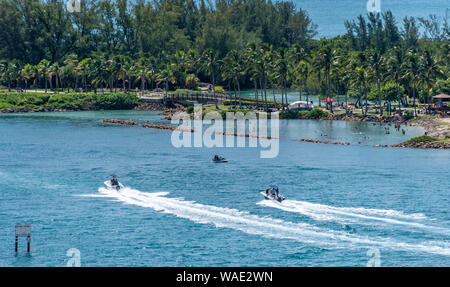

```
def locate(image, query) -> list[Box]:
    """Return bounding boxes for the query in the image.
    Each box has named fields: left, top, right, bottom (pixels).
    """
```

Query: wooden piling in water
left=15, top=224, right=32, bottom=254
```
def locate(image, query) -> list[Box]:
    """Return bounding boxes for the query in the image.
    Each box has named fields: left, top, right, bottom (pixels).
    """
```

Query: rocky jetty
left=324, top=113, right=402, bottom=124
left=409, top=117, right=450, bottom=139
left=300, top=138, right=350, bottom=146
left=216, top=131, right=277, bottom=139
left=142, top=123, right=195, bottom=133
left=133, top=102, right=166, bottom=111
left=100, top=119, right=138, bottom=125
left=375, top=141, right=450, bottom=149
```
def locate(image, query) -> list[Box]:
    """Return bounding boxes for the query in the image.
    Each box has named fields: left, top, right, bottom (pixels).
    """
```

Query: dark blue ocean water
left=294, top=0, right=449, bottom=38
left=0, top=110, right=449, bottom=266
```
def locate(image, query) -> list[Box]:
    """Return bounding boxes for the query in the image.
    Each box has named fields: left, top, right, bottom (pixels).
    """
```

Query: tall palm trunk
left=345, top=92, right=349, bottom=114
left=377, top=79, right=382, bottom=116
left=264, top=77, right=268, bottom=111
left=413, top=82, right=417, bottom=117
left=254, top=79, right=258, bottom=109
left=304, top=76, right=309, bottom=107
left=318, top=71, right=322, bottom=107
left=237, top=81, right=242, bottom=109
left=364, top=82, right=368, bottom=115
left=233, top=83, right=237, bottom=107
left=212, top=69, right=217, bottom=109
left=396, top=80, right=401, bottom=113
left=44, top=73, right=47, bottom=93
left=165, top=80, right=168, bottom=97
left=299, top=80, right=302, bottom=101
left=272, top=86, right=276, bottom=109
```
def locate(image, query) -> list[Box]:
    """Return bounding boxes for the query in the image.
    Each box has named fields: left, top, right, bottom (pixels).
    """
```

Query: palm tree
left=76, top=58, right=92, bottom=92
left=317, top=45, right=338, bottom=112
left=21, top=64, right=36, bottom=90
left=387, top=47, right=405, bottom=114
left=200, top=49, right=220, bottom=108
left=243, top=43, right=260, bottom=109
left=6, top=61, right=21, bottom=90
left=114, top=55, right=131, bottom=92
left=312, top=52, right=324, bottom=106
left=185, top=74, right=199, bottom=90
left=89, top=58, right=109, bottom=92
left=255, top=44, right=272, bottom=110
left=185, top=49, right=200, bottom=76
left=133, top=57, right=147, bottom=94
left=272, top=48, right=289, bottom=110
left=289, top=44, right=306, bottom=103
left=349, top=52, right=369, bottom=114
left=403, top=48, right=420, bottom=116
left=419, top=49, right=443, bottom=104
left=173, top=50, right=189, bottom=73
left=37, top=59, right=51, bottom=93
left=294, top=60, right=310, bottom=103
left=48, top=62, right=61, bottom=90
left=157, top=64, right=177, bottom=98
left=145, top=57, right=158, bottom=91
left=222, top=49, right=244, bottom=108
left=0, top=61, right=8, bottom=91
left=368, top=50, right=385, bottom=115
left=63, top=54, right=79, bottom=91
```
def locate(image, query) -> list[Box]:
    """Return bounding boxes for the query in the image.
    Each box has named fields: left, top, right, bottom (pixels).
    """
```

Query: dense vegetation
left=280, top=108, right=329, bottom=119
left=0, top=92, right=140, bottom=110
left=0, top=0, right=449, bottom=116
left=405, top=135, right=438, bottom=143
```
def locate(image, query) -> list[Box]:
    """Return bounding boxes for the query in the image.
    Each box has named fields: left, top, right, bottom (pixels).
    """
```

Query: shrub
left=185, top=74, right=199, bottom=90
left=405, top=136, right=437, bottom=143
left=0, top=92, right=140, bottom=110
left=186, top=106, right=194, bottom=114
left=279, top=108, right=329, bottom=119
left=307, top=108, right=328, bottom=119
left=403, top=110, right=414, bottom=121
left=280, top=110, right=300, bottom=119
left=214, top=86, right=226, bottom=94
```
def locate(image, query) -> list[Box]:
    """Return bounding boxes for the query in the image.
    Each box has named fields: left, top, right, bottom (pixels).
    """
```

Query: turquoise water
left=0, top=110, right=449, bottom=267
left=294, top=0, right=449, bottom=38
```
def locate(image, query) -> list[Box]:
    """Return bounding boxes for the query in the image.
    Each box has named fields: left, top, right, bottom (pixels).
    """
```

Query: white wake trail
left=257, top=199, right=449, bottom=235
left=94, top=187, right=450, bottom=256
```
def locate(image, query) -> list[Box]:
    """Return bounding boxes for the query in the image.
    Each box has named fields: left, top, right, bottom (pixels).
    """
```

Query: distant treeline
left=0, top=0, right=317, bottom=62
left=0, top=92, right=140, bottom=110
left=0, top=0, right=449, bottom=114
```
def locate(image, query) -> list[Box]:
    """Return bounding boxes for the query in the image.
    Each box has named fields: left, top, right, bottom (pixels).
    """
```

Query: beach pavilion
left=433, top=94, right=450, bottom=108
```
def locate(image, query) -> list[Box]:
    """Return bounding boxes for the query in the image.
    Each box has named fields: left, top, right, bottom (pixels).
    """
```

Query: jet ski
left=212, top=155, right=228, bottom=163
left=260, top=185, right=285, bottom=203
left=104, top=174, right=124, bottom=190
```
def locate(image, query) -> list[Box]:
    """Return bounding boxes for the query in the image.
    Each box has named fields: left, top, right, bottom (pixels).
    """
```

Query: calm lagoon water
left=294, top=0, right=449, bottom=38
left=0, top=110, right=449, bottom=266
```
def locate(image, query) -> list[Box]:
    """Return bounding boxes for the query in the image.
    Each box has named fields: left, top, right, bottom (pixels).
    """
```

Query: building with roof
left=433, top=94, right=450, bottom=108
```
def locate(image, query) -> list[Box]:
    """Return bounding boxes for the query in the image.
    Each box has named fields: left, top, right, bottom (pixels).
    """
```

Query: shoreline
left=3, top=104, right=449, bottom=149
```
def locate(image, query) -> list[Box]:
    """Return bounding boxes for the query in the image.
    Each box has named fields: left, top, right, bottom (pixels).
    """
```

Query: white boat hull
left=104, top=180, right=124, bottom=190
left=260, top=191, right=285, bottom=203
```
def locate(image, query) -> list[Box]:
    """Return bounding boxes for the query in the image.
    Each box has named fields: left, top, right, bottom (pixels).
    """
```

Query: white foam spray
left=257, top=199, right=449, bottom=235
left=91, top=187, right=450, bottom=257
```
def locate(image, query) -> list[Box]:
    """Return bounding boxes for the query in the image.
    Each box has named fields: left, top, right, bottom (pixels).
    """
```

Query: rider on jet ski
left=265, top=186, right=279, bottom=198
left=110, top=175, right=119, bottom=187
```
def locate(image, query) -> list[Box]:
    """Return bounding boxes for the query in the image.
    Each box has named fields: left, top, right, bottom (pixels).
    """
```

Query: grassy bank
left=0, top=92, right=140, bottom=111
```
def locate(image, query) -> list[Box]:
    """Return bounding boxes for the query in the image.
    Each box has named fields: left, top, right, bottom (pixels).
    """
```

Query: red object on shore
left=323, top=97, right=334, bottom=103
